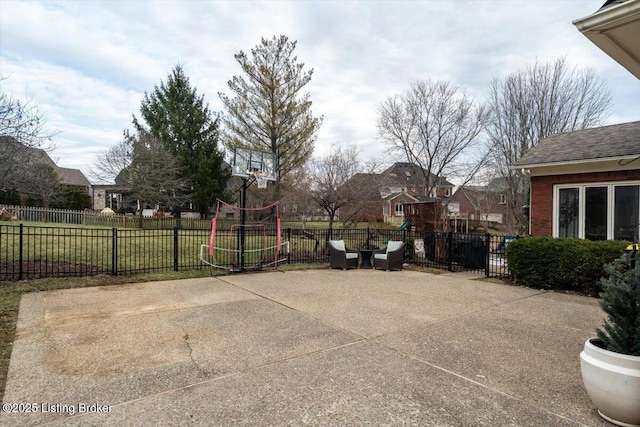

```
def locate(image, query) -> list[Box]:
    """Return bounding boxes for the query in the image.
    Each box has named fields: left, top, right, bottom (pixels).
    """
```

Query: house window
left=615, top=185, right=640, bottom=241
left=553, top=182, right=640, bottom=241
left=499, top=194, right=507, bottom=204
left=558, top=188, right=579, bottom=238
left=395, top=203, right=404, bottom=216
left=585, top=187, right=607, bottom=241
left=444, top=188, right=451, bottom=197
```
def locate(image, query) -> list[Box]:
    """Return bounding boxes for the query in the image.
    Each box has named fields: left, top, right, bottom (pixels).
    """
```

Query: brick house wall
left=339, top=200, right=384, bottom=223
left=530, top=169, right=640, bottom=236
left=450, top=188, right=508, bottom=223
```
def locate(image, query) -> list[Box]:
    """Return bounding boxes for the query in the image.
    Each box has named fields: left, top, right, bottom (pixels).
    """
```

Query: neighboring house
left=379, top=163, right=454, bottom=225
left=573, top=0, right=640, bottom=79
left=339, top=172, right=384, bottom=223
left=341, top=162, right=454, bottom=225
left=383, top=192, right=420, bottom=226
left=92, top=185, right=134, bottom=212
left=513, top=121, right=640, bottom=241
left=92, top=169, right=136, bottom=212
left=449, top=180, right=510, bottom=225
left=378, top=162, right=454, bottom=200
left=55, top=167, right=92, bottom=193
left=2, top=136, right=91, bottom=193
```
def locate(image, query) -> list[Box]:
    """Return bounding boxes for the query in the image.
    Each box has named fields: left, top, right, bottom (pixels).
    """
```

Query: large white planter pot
left=580, top=338, right=640, bottom=427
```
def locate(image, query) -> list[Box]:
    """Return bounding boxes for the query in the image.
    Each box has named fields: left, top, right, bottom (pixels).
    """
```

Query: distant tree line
left=2, top=37, right=611, bottom=231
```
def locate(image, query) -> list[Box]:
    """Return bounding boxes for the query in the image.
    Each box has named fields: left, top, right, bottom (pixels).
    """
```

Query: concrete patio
left=1, top=269, right=609, bottom=426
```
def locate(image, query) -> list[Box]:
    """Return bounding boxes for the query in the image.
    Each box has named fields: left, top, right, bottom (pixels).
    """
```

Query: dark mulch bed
left=0, top=260, right=109, bottom=281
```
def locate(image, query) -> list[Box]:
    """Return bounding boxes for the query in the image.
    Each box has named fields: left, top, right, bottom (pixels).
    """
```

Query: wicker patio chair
left=328, top=240, right=359, bottom=270
left=373, top=241, right=405, bottom=271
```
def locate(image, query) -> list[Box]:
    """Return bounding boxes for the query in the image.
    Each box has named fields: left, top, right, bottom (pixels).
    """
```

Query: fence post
left=173, top=227, right=179, bottom=272
left=447, top=231, right=453, bottom=272
left=111, top=227, right=118, bottom=276
left=19, top=223, right=24, bottom=280
left=485, top=233, right=491, bottom=277
left=287, top=228, right=291, bottom=264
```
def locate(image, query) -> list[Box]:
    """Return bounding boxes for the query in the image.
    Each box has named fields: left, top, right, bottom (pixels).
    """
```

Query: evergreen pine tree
left=133, top=65, right=230, bottom=216
left=596, top=253, right=640, bottom=356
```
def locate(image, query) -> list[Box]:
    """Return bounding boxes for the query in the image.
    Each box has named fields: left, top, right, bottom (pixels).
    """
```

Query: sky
left=1, top=0, right=639, bottom=184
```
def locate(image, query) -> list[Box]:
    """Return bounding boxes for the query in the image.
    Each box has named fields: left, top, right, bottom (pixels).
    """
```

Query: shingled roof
left=514, top=121, right=640, bottom=167
left=600, top=0, right=631, bottom=9
left=57, top=167, right=91, bottom=187
left=1, top=136, right=91, bottom=188
left=379, top=162, right=455, bottom=187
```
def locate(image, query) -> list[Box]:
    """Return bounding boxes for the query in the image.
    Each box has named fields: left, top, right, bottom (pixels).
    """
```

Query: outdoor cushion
left=387, top=241, right=403, bottom=253
left=375, top=241, right=403, bottom=260
left=329, top=240, right=346, bottom=252
left=345, top=252, right=359, bottom=259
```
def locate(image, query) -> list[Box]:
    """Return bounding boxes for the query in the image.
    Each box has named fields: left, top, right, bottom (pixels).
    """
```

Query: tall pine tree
left=133, top=65, right=230, bottom=216
left=219, top=35, right=323, bottom=196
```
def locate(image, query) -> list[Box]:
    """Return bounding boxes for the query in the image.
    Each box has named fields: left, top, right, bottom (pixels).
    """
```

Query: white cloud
left=1, top=0, right=638, bottom=181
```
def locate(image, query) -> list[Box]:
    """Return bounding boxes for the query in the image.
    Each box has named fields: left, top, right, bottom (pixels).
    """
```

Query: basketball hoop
left=252, top=171, right=268, bottom=189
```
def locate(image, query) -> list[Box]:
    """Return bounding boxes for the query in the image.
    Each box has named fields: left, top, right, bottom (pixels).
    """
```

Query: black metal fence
left=0, top=223, right=512, bottom=281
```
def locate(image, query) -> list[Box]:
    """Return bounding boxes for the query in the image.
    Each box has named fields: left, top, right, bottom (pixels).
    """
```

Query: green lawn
left=1, top=221, right=409, bottom=279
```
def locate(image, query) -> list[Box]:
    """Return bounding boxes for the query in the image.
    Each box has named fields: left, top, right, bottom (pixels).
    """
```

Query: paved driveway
left=2, top=269, right=608, bottom=426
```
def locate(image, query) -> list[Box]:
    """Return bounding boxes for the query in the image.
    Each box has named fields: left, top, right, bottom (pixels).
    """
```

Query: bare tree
left=125, top=132, right=188, bottom=219
left=486, top=57, right=612, bottom=232
left=1, top=79, right=57, bottom=189
left=277, top=164, right=315, bottom=223
left=22, top=162, right=61, bottom=214
left=362, top=156, right=389, bottom=174
left=89, top=134, right=131, bottom=184
left=309, top=144, right=362, bottom=232
left=377, top=80, right=488, bottom=198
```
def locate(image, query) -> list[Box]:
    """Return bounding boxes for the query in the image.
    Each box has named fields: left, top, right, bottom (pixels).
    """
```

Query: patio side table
left=358, top=249, right=374, bottom=269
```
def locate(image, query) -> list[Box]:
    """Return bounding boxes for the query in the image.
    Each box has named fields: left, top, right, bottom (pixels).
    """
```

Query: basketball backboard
left=232, top=147, right=277, bottom=181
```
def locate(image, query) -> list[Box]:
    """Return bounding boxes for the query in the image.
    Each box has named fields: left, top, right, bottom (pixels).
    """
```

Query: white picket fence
left=1, top=205, right=88, bottom=224
left=0, top=205, right=210, bottom=229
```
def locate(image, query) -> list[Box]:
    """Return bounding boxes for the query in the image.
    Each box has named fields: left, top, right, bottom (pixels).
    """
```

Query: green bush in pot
left=580, top=248, right=640, bottom=427
left=596, top=251, right=640, bottom=356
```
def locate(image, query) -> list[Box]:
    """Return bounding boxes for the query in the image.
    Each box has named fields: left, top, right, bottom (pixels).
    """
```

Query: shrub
left=597, top=254, right=640, bottom=356
left=52, top=188, right=92, bottom=210
left=0, top=190, right=20, bottom=205
left=506, top=237, right=629, bottom=295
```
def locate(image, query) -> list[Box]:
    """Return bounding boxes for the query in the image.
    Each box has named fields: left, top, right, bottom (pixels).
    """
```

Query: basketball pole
left=239, top=177, right=248, bottom=271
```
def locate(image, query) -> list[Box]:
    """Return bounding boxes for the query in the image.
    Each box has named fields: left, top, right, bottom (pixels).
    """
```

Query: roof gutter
left=573, top=0, right=640, bottom=31
left=572, top=0, right=640, bottom=79
left=513, top=154, right=640, bottom=170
